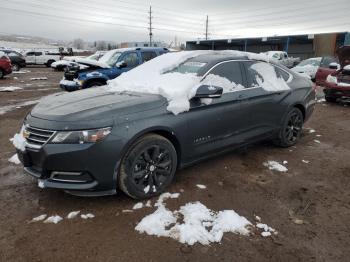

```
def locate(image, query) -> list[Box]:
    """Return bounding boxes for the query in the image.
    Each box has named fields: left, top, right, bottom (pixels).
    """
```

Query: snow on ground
left=0, top=86, right=22, bottom=92
left=44, top=215, right=63, bottom=224
left=108, top=50, right=289, bottom=115
left=309, top=129, right=316, bottom=133
left=12, top=127, right=26, bottom=152
left=0, top=99, right=40, bottom=115
left=30, top=77, right=48, bottom=81
left=133, top=202, right=144, bottom=210
left=302, top=160, right=310, bottom=164
left=12, top=70, right=31, bottom=74
left=135, top=192, right=276, bottom=245
left=263, top=161, right=288, bottom=172
left=81, top=213, right=95, bottom=219
left=67, top=211, right=80, bottom=219
left=8, top=154, right=20, bottom=165
left=31, top=214, right=47, bottom=222
left=196, top=184, right=207, bottom=189
left=314, top=140, right=321, bottom=144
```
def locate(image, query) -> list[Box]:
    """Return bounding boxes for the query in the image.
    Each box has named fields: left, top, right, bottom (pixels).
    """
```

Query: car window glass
left=26, top=52, right=35, bottom=56
left=35, top=52, right=42, bottom=56
left=274, top=66, right=290, bottom=82
left=8, top=52, right=17, bottom=57
left=121, top=52, right=139, bottom=67
left=141, top=51, right=157, bottom=62
left=202, top=61, right=245, bottom=92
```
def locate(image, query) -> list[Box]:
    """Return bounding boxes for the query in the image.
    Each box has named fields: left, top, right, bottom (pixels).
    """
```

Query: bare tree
left=96, top=41, right=107, bottom=50
left=72, top=38, right=85, bottom=50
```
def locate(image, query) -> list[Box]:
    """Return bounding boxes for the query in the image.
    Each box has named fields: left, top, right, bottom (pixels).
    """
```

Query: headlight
left=50, top=127, right=111, bottom=144
left=326, top=74, right=338, bottom=84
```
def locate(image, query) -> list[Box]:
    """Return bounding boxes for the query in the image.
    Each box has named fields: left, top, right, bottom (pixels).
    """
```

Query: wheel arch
left=293, top=103, right=306, bottom=121
left=84, top=77, right=108, bottom=87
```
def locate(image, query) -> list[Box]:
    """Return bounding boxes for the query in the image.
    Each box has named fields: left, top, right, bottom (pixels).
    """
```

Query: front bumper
left=323, top=83, right=350, bottom=101
left=60, top=82, right=81, bottom=92
left=17, top=132, right=126, bottom=196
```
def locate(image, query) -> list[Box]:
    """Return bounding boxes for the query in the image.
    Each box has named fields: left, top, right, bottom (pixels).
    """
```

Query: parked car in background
left=291, top=57, right=321, bottom=81
left=0, top=49, right=26, bottom=71
left=0, top=51, right=12, bottom=78
left=15, top=51, right=315, bottom=198
left=323, top=46, right=350, bottom=103
left=264, top=51, right=300, bottom=68
left=51, top=51, right=106, bottom=71
left=24, top=50, right=72, bottom=67
left=60, top=47, right=169, bottom=91
left=315, top=56, right=339, bottom=87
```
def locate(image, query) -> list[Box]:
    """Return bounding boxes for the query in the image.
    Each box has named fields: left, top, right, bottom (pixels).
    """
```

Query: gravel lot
left=0, top=67, right=349, bottom=262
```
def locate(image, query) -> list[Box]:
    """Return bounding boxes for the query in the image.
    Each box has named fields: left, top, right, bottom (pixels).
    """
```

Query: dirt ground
left=0, top=67, right=349, bottom=262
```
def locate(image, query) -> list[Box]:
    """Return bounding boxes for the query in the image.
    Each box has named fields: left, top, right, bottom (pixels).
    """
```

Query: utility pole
left=149, top=5, right=153, bottom=47
left=205, top=15, right=209, bottom=40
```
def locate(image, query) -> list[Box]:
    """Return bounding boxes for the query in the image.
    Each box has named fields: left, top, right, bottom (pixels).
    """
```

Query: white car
left=291, top=57, right=322, bottom=80
left=24, top=50, right=62, bottom=67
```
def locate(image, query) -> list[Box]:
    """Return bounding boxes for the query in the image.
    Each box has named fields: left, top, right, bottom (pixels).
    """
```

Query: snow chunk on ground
left=309, top=129, right=316, bottom=133
left=314, top=140, right=321, bottom=144
left=135, top=194, right=253, bottom=246
left=8, top=154, right=20, bottom=165
left=133, top=202, right=144, bottom=210
left=81, top=213, right=95, bottom=219
left=67, top=211, right=80, bottom=219
left=196, top=184, right=207, bottom=189
left=31, top=214, right=47, bottom=222
left=263, top=161, right=288, bottom=172
left=12, top=127, right=26, bottom=152
left=31, top=77, right=48, bottom=81
left=44, top=215, right=63, bottom=224
left=302, top=160, right=310, bottom=164
left=0, top=86, right=22, bottom=92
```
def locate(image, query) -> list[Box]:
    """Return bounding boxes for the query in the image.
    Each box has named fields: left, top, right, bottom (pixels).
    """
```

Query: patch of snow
left=60, top=78, right=79, bottom=87
left=144, top=185, right=150, bottom=193
left=12, top=70, right=30, bottom=74
left=12, top=127, right=26, bottom=151
left=44, top=215, right=63, bottom=224
left=38, top=180, right=45, bottom=188
left=314, top=140, right=321, bottom=144
left=309, top=129, right=316, bottom=133
left=326, top=74, right=337, bottom=84
left=196, top=184, right=207, bottom=189
left=133, top=202, right=144, bottom=210
left=122, top=210, right=133, bottom=213
left=8, top=154, right=20, bottom=164
left=155, top=192, right=180, bottom=207
left=263, top=161, right=288, bottom=172
left=30, top=77, right=48, bottom=81
left=282, top=160, right=288, bottom=165
left=344, top=65, right=350, bottom=71
left=81, top=213, right=95, bottom=219
left=108, top=50, right=285, bottom=115
left=256, top=222, right=277, bottom=237
left=338, top=82, right=350, bottom=87
left=31, top=214, right=47, bottom=222
left=0, top=86, right=22, bottom=92
left=145, top=200, right=152, bottom=207
left=67, top=211, right=80, bottom=219
left=0, top=99, right=40, bottom=115
left=255, top=215, right=261, bottom=222
left=302, top=160, right=310, bottom=164
left=261, top=231, right=272, bottom=237
left=316, top=134, right=321, bottom=137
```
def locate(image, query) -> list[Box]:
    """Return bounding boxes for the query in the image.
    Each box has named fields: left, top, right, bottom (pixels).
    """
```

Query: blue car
left=60, top=47, right=169, bottom=91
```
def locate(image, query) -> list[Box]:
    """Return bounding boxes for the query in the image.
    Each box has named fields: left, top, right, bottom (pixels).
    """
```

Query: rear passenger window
left=274, top=66, right=290, bottom=82
left=206, top=61, right=244, bottom=86
left=122, top=52, right=139, bottom=67
left=141, top=51, right=157, bottom=62
left=35, top=52, right=42, bottom=56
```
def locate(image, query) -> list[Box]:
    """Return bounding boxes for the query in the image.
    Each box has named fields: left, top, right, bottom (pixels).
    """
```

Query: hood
left=337, top=46, right=350, bottom=68
left=75, top=58, right=110, bottom=69
left=30, top=87, right=166, bottom=123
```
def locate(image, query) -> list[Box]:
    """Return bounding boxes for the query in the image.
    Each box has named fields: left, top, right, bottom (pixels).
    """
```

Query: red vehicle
left=323, top=46, right=350, bottom=103
left=0, top=51, right=12, bottom=79
left=315, top=56, right=339, bottom=87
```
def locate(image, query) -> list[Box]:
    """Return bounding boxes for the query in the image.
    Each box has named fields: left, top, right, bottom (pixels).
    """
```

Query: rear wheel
left=46, top=60, right=55, bottom=67
left=274, top=107, right=304, bottom=148
left=119, top=134, right=177, bottom=199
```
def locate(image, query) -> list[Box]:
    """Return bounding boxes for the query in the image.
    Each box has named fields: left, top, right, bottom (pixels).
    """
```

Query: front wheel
left=11, top=63, right=20, bottom=71
left=274, top=108, right=304, bottom=148
left=119, top=134, right=177, bottom=199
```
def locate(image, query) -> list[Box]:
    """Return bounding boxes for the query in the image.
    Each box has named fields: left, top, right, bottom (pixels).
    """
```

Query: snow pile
left=135, top=192, right=253, bottom=245
left=256, top=223, right=277, bottom=237
left=81, top=213, right=95, bottom=219
left=44, top=215, right=63, bottom=224
left=108, top=50, right=287, bottom=115
left=12, top=127, right=26, bottom=152
left=263, top=161, right=288, bottom=172
left=67, top=211, right=80, bottom=219
left=133, top=202, right=144, bottom=210
left=0, top=86, right=22, bottom=92
left=196, top=184, right=207, bottom=189
left=8, top=154, right=20, bottom=165
left=31, top=214, right=47, bottom=222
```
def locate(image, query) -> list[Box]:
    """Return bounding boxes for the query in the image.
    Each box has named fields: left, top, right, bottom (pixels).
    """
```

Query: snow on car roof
left=108, top=50, right=288, bottom=115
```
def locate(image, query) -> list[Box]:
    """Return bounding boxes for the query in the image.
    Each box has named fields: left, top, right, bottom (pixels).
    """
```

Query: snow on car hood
left=108, top=50, right=289, bottom=115
left=73, top=57, right=110, bottom=68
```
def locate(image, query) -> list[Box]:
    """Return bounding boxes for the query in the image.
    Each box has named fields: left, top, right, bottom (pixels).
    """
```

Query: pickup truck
left=24, top=50, right=68, bottom=67
left=264, top=51, right=300, bottom=68
left=60, top=47, right=169, bottom=91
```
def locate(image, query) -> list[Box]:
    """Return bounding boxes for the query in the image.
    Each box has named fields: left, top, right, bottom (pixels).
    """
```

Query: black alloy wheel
left=119, top=134, right=177, bottom=199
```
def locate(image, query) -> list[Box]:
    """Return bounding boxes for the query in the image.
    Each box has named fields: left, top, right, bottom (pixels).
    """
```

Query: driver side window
left=121, top=52, right=139, bottom=68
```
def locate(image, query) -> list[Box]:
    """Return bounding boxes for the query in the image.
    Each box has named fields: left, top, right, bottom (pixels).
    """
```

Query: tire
left=274, top=107, right=304, bottom=148
left=11, top=63, right=20, bottom=71
left=85, top=81, right=104, bottom=88
left=325, top=96, right=336, bottom=103
left=0, top=69, right=3, bottom=79
left=46, top=60, right=55, bottom=67
left=119, top=134, right=178, bottom=199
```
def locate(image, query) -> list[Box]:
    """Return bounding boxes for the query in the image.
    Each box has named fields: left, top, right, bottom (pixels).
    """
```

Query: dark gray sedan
left=16, top=53, right=315, bottom=199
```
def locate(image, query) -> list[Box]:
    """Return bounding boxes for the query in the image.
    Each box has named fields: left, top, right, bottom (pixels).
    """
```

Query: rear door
left=108, top=51, right=140, bottom=79
left=25, top=52, right=35, bottom=64
left=35, top=52, right=44, bottom=64
left=140, top=51, right=157, bottom=63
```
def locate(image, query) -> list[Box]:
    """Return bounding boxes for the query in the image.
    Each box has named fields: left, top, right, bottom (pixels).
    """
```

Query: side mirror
left=329, top=62, right=340, bottom=70
left=116, top=61, right=127, bottom=68
left=194, top=85, right=223, bottom=98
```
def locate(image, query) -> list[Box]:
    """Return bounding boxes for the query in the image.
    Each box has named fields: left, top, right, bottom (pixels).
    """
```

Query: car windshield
left=297, top=58, right=321, bottom=67
left=168, top=61, right=207, bottom=74
left=99, top=51, right=122, bottom=66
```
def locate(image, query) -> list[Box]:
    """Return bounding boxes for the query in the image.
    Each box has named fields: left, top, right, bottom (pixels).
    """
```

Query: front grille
left=24, top=125, right=55, bottom=149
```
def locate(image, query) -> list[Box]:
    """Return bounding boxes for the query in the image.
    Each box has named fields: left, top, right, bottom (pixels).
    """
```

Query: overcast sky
left=0, top=0, right=349, bottom=44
